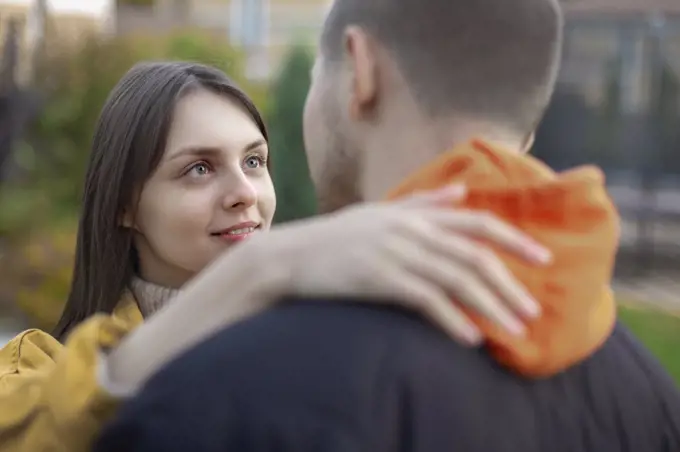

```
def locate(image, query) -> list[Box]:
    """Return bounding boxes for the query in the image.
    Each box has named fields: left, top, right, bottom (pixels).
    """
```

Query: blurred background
left=0, top=0, right=679, bottom=380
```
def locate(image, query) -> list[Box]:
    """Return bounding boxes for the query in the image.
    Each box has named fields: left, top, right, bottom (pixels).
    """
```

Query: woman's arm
left=103, top=188, right=549, bottom=395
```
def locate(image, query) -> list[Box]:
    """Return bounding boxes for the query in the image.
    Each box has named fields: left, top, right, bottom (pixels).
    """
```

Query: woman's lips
left=211, top=225, right=260, bottom=243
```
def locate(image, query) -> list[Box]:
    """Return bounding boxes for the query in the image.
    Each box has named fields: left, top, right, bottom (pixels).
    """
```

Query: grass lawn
left=618, top=304, right=680, bottom=383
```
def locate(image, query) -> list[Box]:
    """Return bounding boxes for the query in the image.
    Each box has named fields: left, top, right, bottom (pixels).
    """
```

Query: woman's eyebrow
left=166, top=139, right=267, bottom=161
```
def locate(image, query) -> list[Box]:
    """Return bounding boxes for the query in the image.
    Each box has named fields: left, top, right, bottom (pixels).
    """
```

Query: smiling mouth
left=222, top=226, right=256, bottom=235
left=210, top=225, right=261, bottom=240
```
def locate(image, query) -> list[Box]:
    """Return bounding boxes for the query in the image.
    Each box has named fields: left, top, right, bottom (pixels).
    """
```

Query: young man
left=94, top=0, right=680, bottom=450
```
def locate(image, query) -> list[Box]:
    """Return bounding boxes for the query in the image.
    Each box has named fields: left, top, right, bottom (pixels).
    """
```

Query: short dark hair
left=320, top=0, right=563, bottom=133
left=53, top=62, right=267, bottom=341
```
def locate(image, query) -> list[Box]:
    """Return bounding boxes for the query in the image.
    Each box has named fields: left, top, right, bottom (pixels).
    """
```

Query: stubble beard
left=315, top=139, right=363, bottom=214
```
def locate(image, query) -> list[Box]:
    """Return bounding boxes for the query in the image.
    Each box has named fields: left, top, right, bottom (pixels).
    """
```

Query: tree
left=267, top=45, right=317, bottom=223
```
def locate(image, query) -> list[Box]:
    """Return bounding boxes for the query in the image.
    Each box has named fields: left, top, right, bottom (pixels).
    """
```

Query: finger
left=415, top=209, right=551, bottom=264
left=377, top=266, right=483, bottom=345
left=398, top=184, right=467, bottom=206
left=385, top=234, right=533, bottom=331
left=437, top=231, right=541, bottom=318
left=403, top=223, right=541, bottom=318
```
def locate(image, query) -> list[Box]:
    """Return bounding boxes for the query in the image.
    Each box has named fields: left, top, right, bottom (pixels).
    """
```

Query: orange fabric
left=386, top=140, right=619, bottom=377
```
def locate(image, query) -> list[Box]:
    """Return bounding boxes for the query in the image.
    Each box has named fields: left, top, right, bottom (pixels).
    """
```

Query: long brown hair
left=52, top=62, right=268, bottom=341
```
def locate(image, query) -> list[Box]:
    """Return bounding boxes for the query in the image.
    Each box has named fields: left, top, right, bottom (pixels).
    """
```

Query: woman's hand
left=258, top=185, right=551, bottom=345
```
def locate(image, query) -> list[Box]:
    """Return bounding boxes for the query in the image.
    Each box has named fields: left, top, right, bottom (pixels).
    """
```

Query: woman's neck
left=129, top=276, right=181, bottom=317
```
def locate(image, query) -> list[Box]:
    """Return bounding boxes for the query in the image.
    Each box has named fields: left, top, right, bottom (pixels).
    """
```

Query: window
left=229, top=0, right=269, bottom=47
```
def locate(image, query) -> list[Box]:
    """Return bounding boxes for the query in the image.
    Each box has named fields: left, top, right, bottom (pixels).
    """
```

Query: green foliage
left=0, top=219, right=77, bottom=330
left=618, top=305, right=680, bottom=383
left=267, top=45, right=317, bottom=223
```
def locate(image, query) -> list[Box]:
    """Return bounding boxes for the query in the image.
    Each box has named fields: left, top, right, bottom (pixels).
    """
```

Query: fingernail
left=465, top=326, right=483, bottom=345
left=521, top=297, right=542, bottom=318
left=443, top=184, right=467, bottom=198
left=527, top=244, right=552, bottom=264
left=504, top=317, right=527, bottom=337
left=455, top=322, right=482, bottom=345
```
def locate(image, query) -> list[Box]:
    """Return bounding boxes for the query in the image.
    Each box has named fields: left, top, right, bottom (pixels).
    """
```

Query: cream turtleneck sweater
left=98, top=277, right=180, bottom=397
left=129, top=276, right=180, bottom=317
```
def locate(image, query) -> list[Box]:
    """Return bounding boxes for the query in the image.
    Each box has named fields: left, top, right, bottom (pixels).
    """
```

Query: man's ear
left=343, top=26, right=378, bottom=120
left=521, top=132, right=535, bottom=154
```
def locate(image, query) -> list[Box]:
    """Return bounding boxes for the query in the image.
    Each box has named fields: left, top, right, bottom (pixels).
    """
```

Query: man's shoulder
left=193, top=297, right=467, bottom=363
left=192, top=299, right=680, bottom=425
left=122, top=298, right=464, bottom=446
left=140, top=298, right=481, bottom=412
left=102, top=299, right=680, bottom=452
left=146, top=297, right=679, bottom=393
left=150, top=298, right=675, bottom=393
left=166, top=298, right=471, bottom=388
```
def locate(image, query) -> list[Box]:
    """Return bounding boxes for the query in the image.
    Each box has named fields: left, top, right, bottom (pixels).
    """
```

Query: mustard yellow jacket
left=0, top=295, right=143, bottom=451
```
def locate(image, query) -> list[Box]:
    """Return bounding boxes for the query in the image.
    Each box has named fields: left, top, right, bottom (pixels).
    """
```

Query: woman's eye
left=188, top=162, right=211, bottom=177
left=244, top=155, right=265, bottom=169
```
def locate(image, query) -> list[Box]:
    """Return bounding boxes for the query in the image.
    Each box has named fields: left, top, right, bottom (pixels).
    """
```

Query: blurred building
left=560, top=0, right=680, bottom=113
left=0, top=0, right=114, bottom=84
left=115, top=0, right=329, bottom=79
left=114, top=0, right=680, bottom=84
left=530, top=1, right=680, bottom=273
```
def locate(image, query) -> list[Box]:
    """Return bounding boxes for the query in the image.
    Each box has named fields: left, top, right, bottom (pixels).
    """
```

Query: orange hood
left=386, top=140, right=619, bottom=377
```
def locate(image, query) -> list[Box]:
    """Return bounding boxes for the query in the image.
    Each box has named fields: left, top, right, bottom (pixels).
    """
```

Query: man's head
left=303, top=0, right=563, bottom=212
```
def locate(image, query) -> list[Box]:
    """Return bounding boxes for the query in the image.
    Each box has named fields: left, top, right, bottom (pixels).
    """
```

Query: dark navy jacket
left=95, top=300, right=680, bottom=452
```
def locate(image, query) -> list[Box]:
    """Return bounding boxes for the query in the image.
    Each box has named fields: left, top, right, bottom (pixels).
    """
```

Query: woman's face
left=127, top=89, right=276, bottom=288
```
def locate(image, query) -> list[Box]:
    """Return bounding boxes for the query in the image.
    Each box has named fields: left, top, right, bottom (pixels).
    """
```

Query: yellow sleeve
left=0, top=313, right=137, bottom=451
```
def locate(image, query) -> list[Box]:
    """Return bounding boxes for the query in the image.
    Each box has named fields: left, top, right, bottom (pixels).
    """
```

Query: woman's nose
left=221, top=175, right=258, bottom=211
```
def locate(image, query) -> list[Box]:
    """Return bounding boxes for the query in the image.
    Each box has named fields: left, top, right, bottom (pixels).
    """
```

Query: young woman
left=0, top=62, right=547, bottom=451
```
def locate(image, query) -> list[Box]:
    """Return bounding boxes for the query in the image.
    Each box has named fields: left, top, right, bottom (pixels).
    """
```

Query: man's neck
left=359, top=122, right=526, bottom=202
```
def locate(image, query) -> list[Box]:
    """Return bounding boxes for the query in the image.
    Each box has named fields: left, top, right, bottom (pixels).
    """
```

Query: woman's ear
left=120, top=209, right=135, bottom=229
